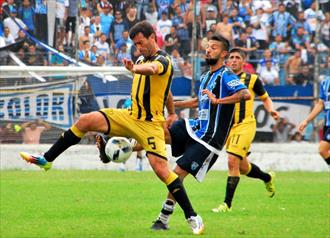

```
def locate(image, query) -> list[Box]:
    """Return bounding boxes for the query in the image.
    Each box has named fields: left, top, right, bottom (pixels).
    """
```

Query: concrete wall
left=0, top=143, right=328, bottom=172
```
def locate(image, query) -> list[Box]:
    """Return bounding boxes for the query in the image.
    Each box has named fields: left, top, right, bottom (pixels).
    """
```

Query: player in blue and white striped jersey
left=299, top=78, right=330, bottom=168
left=151, top=34, right=251, bottom=231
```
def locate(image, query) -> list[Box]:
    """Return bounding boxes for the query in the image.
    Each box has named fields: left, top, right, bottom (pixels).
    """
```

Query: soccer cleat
left=151, top=219, right=169, bottom=230
left=187, top=215, right=204, bottom=235
left=19, top=152, right=52, bottom=171
left=265, top=171, right=276, bottom=198
left=211, top=202, right=232, bottom=213
left=96, top=135, right=110, bottom=163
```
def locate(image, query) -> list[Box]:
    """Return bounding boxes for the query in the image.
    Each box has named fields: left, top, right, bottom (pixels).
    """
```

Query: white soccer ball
left=105, top=137, right=133, bottom=163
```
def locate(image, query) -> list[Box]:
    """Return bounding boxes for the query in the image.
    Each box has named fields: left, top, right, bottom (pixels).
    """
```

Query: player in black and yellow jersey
left=211, top=48, right=280, bottom=213
left=19, top=21, right=204, bottom=235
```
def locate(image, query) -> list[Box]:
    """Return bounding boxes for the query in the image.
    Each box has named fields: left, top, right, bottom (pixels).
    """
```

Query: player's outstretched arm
left=122, top=58, right=160, bottom=75
left=262, top=97, right=280, bottom=120
left=174, top=97, right=199, bottom=108
left=202, top=88, right=251, bottom=104
left=165, top=91, right=178, bottom=128
left=298, top=99, right=324, bottom=133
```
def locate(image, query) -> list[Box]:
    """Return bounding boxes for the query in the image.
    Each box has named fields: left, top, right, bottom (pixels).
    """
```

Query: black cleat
left=151, top=219, right=169, bottom=230
left=96, top=135, right=110, bottom=163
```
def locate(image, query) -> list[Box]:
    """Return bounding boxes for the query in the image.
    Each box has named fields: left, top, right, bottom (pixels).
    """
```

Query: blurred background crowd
left=0, top=0, right=329, bottom=86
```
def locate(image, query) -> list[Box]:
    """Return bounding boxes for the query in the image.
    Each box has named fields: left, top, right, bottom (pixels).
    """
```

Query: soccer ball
left=105, top=137, right=133, bottom=163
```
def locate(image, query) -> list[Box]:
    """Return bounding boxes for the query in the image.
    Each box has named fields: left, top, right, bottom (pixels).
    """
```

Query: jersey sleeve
left=319, top=80, right=326, bottom=101
left=155, top=55, right=170, bottom=75
left=253, top=76, right=269, bottom=100
left=223, top=70, right=246, bottom=94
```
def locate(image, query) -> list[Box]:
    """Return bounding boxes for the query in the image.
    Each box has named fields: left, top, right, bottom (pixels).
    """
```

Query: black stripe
left=238, top=73, right=251, bottom=123
left=98, top=111, right=111, bottom=135
left=202, top=75, right=220, bottom=142
left=162, top=65, right=174, bottom=114
left=226, top=151, right=243, bottom=160
left=202, top=73, right=213, bottom=89
left=136, top=74, right=143, bottom=119
left=143, top=75, right=152, bottom=121
left=146, top=151, right=168, bottom=160
left=157, top=55, right=169, bottom=76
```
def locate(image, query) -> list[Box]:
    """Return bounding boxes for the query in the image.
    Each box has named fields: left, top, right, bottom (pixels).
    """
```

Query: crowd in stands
left=0, top=0, right=329, bottom=86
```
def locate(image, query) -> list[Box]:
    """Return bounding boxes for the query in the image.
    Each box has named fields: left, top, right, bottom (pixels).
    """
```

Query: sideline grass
left=1, top=170, right=329, bottom=238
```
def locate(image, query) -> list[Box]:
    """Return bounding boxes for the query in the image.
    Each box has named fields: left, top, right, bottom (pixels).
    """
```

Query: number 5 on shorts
left=147, top=137, right=156, bottom=149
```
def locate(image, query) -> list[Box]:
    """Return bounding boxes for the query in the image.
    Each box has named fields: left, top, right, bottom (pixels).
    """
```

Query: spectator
left=285, top=50, right=302, bottom=85
left=320, top=12, right=330, bottom=48
left=65, top=0, right=79, bottom=48
left=90, top=16, right=102, bottom=42
left=228, top=7, right=246, bottom=41
left=201, top=29, right=213, bottom=50
left=164, top=26, right=180, bottom=54
left=234, top=30, right=259, bottom=60
left=116, top=43, right=131, bottom=65
left=97, top=0, right=111, bottom=14
left=3, top=8, right=27, bottom=39
left=2, top=0, right=17, bottom=19
left=157, top=11, right=172, bottom=40
left=26, top=43, right=47, bottom=66
left=144, top=0, right=158, bottom=26
left=78, top=25, right=94, bottom=50
left=130, top=44, right=140, bottom=63
left=205, top=3, right=218, bottom=31
left=50, top=44, right=67, bottom=66
left=125, top=6, right=138, bottom=29
left=291, top=11, right=312, bottom=37
left=272, top=117, right=296, bottom=143
left=109, top=10, right=128, bottom=48
left=156, top=0, right=171, bottom=17
left=259, top=60, right=280, bottom=86
left=55, top=0, right=69, bottom=47
left=293, top=64, right=313, bottom=85
left=78, top=40, right=97, bottom=64
left=95, top=33, right=111, bottom=61
left=291, top=26, right=311, bottom=51
left=34, top=0, right=48, bottom=43
left=256, top=49, right=279, bottom=74
left=21, top=119, right=51, bottom=144
left=268, top=3, right=296, bottom=40
left=115, top=30, right=133, bottom=55
left=0, top=122, right=21, bottom=144
left=215, top=14, right=233, bottom=43
left=182, top=56, right=192, bottom=79
left=171, top=48, right=184, bottom=77
left=3, top=26, right=15, bottom=45
left=136, top=0, right=149, bottom=21
left=99, top=3, right=114, bottom=40
left=79, top=6, right=91, bottom=36
left=18, top=0, right=35, bottom=35
left=250, top=8, right=269, bottom=49
left=78, top=80, right=98, bottom=113
left=304, top=1, right=325, bottom=36
left=290, top=131, right=305, bottom=143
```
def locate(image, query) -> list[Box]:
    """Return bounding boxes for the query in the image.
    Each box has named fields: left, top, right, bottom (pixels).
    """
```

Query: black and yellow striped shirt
left=234, top=72, right=269, bottom=124
left=130, top=50, right=173, bottom=122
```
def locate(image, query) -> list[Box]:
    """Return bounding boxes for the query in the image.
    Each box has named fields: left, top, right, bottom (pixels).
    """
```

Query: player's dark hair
left=129, top=21, right=155, bottom=40
left=229, top=48, right=246, bottom=59
left=210, top=34, right=230, bottom=51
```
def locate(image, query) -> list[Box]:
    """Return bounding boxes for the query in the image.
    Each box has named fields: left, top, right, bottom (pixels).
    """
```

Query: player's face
left=228, top=52, right=245, bottom=73
left=132, top=32, right=155, bottom=58
left=205, top=40, right=226, bottom=65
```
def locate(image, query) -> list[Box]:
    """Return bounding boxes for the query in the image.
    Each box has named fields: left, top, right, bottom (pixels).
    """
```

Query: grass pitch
left=0, top=170, right=329, bottom=238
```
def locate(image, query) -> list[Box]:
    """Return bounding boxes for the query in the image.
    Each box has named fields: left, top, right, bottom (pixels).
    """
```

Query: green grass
left=0, top=171, right=329, bottom=238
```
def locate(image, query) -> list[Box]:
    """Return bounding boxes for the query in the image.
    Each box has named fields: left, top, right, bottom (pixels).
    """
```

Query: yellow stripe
left=165, top=171, right=178, bottom=185
left=247, top=163, right=252, bottom=174
left=70, top=125, right=85, bottom=138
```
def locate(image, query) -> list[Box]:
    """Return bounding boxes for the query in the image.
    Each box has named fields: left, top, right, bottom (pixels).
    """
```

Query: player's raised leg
left=20, top=111, right=109, bottom=170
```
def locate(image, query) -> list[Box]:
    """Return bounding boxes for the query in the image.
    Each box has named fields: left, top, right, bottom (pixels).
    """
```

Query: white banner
left=254, top=101, right=310, bottom=132
left=96, top=95, right=311, bottom=133
left=0, top=83, right=75, bottom=129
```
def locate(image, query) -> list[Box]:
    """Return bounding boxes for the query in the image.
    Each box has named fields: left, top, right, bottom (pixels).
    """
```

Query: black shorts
left=322, top=125, right=330, bottom=142
left=65, top=16, right=76, bottom=33
left=169, top=119, right=218, bottom=182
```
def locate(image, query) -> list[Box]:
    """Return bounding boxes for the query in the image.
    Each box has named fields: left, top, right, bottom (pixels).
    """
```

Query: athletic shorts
left=169, top=119, right=218, bottom=182
left=322, top=126, right=330, bottom=143
left=65, top=16, right=76, bottom=33
left=99, top=108, right=167, bottom=159
left=226, top=120, right=256, bottom=159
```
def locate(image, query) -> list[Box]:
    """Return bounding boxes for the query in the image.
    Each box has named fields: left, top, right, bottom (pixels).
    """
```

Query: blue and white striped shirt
left=320, top=78, right=330, bottom=127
